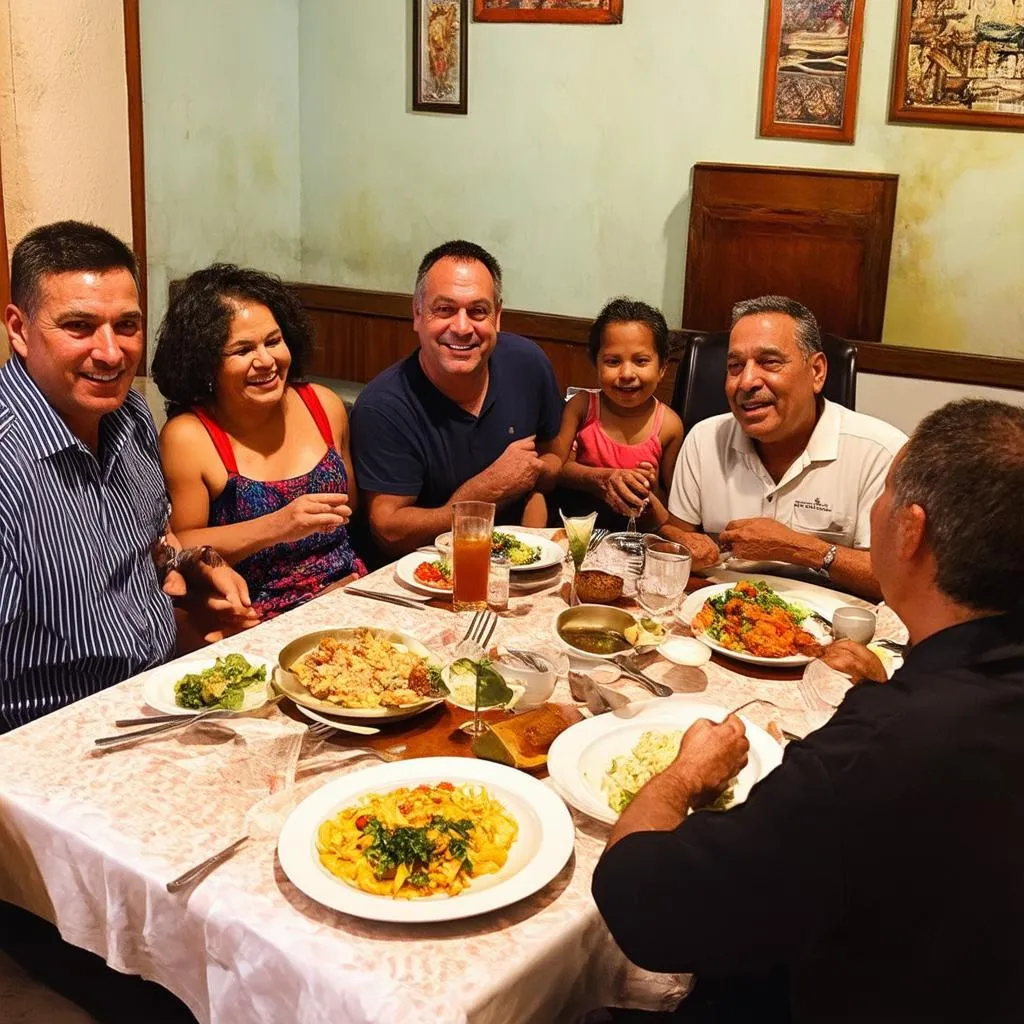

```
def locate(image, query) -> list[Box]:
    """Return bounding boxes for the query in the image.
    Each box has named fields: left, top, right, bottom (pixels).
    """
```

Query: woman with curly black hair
left=153, top=263, right=365, bottom=620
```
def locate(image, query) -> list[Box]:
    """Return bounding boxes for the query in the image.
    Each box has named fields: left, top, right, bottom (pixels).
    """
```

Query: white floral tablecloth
left=0, top=531, right=903, bottom=1024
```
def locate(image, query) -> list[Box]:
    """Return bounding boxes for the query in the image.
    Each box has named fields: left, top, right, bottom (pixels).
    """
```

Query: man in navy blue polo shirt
left=351, top=240, right=563, bottom=559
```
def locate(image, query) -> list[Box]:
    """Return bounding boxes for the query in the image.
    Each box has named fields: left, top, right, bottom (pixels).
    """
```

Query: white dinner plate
left=547, top=696, right=783, bottom=825
left=141, top=655, right=275, bottom=716
left=435, top=530, right=565, bottom=573
left=498, top=530, right=565, bottom=572
left=394, top=552, right=452, bottom=596
left=276, top=628, right=445, bottom=721
left=678, top=581, right=839, bottom=667
left=277, top=757, right=576, bottom=923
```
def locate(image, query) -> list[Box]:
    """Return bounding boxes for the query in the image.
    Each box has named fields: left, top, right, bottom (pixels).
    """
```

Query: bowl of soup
left=554, top=605, right=639, bottom=661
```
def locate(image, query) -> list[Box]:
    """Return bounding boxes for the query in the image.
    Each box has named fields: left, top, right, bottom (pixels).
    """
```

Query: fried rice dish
left=290, top=629, right=438, bottom=708
left=692, top=580, right=824, bottom=659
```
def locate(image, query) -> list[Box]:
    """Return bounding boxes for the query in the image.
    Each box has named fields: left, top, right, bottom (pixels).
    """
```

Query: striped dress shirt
left=0, top=355, right=176, bottom=731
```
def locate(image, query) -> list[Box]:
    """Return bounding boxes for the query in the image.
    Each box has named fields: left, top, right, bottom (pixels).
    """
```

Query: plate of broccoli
left=141, top=653, right=274, bottom=715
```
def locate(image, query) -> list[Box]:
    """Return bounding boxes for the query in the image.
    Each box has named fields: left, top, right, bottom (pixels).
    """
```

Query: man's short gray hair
left=731, top=295, right=822, bottom=358
left=413, top=239, right=503, bottom=311
left=893, top=399, right=1024, bottom=614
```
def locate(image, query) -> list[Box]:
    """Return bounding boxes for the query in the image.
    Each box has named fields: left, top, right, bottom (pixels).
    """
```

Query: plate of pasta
left=275, top=627, right=446, bottom=720
left=547, top=696, right=783, bottom=825
left=277, top=757, right=575, bottom=922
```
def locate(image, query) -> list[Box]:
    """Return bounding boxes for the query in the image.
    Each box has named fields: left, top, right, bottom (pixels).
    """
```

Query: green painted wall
left=143, top=0, right=1024, bottom=359
left=141, top=0, right=302, bottom=347
left=298, top=0, right=1023, bottom=358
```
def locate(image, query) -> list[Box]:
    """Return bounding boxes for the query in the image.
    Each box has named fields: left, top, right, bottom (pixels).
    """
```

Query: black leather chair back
left=670, top=331, right=858, bottom=434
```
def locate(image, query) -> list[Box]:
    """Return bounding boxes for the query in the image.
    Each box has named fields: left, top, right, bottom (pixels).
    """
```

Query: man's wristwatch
left=813, top=543, right=838, bottom=578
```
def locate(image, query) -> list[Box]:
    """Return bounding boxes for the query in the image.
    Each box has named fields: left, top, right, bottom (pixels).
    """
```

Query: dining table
left=0, top=529, right=901, bottom=1024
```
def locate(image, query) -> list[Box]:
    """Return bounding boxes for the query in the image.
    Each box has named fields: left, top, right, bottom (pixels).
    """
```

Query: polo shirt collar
left=406, top=347, right=497, bottom=421
left=1, top=353, right=136, bottom=466
left=805, top=398, right=841, bottom=462
left=727, top=398, right=840, bottom=464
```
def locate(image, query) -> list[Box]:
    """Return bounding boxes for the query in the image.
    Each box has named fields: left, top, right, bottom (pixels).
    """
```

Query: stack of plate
left=396, top=530, right=566, bottom=598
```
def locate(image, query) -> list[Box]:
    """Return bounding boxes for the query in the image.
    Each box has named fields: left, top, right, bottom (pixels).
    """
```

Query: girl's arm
left=640, top=408, right=685, bottom=529
left=521, top=491, right=548, bottom=528
left=537, top=391, right=589, bottom=490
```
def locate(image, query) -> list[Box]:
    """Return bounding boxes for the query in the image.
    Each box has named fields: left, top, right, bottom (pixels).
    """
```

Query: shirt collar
left=727, top=398, right=839, bottom=464
left=804, top=398, right=841, bottom=462
left=902, top=612, right=1024, bottom=677
left=405, top=346, right=497, bottom=422
left=0, top=353, right=139, bottom=465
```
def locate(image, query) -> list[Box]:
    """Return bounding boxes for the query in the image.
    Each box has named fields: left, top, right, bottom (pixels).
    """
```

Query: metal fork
left=462, top=609, right=498, bottom=650
left=96, top=695, right=285, bottom=747
left=303, top=726, right=404, bottom=758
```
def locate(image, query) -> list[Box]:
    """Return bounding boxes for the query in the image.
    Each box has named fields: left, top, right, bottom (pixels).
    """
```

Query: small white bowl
left=434, top=532, right=453, bottom=558
left=658, top=636, right=712, bottom=667
left=495, top=655, right=557, bottom=710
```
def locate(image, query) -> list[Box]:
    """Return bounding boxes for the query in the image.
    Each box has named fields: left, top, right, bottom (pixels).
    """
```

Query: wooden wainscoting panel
left=273, top=281, right=1024, bottom=395
left=683, top=163, right=898, bottom=343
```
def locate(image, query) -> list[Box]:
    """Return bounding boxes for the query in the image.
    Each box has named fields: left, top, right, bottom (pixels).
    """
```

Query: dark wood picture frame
left=473, top=1, right=622, bottom=25
left=889, top=0, right=1024, bottom=131
left=760, top=0, right=865, bottom=144
left=413, top=0, right=469, bottom=115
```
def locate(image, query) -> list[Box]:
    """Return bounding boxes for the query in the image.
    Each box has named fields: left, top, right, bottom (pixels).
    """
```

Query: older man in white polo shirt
left=662, top=296, right=906, bottom=600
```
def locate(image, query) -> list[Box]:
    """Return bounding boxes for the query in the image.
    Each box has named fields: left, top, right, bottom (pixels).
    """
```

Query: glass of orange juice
left=452, top=501, right=495, bottom=612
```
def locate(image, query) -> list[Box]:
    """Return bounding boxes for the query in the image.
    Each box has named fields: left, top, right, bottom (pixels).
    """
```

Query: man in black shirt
left=592, top=398, right=1024, bottom=1023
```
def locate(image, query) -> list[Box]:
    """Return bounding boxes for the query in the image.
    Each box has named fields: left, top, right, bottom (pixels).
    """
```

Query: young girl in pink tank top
left=533, top=298, right=684, bottom=531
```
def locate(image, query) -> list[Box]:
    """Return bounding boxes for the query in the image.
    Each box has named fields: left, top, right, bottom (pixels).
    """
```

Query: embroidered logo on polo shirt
left=794, top=498, right=833, bottom=513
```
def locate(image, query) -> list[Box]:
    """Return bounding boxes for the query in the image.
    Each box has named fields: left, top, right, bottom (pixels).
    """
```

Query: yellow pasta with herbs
left=316, top=782, right=518, bottom=899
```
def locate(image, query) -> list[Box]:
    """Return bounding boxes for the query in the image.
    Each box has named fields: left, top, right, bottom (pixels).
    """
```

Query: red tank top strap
left=191, top=407, right=239, bottom=475
left=584, top=390, right=600, bottom=425
left=651, top=398, right=666, bottom=435
left=293, top=383, right=336, bottom=450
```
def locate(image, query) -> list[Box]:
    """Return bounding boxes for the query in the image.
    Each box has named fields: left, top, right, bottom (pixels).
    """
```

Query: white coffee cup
left=832, top=606, right=876, bottom=644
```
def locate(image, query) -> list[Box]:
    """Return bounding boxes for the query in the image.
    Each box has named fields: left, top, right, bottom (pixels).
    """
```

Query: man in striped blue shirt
left=0, top=221, right=256, bottom=731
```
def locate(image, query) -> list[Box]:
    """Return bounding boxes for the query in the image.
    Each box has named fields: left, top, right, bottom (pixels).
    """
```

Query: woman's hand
left=272, top=493, right=352, bottom=543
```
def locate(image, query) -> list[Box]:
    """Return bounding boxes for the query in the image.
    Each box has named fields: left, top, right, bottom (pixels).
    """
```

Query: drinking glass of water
left=636, top=537, right=691, bottom=618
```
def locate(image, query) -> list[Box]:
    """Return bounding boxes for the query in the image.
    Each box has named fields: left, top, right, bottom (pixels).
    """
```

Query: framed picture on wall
left=413, top=0, right=469, bottom=114
left=473, top=1, right=623, bottom=25
left=759, top=0, right=865, bottom=143
left=889, top=0, right=1024, bottom=130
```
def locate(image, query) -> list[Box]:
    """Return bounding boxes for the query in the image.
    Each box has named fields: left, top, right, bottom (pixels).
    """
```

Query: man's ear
left=809, top=351, right=827, bottom=394
left=493, top=303, right=502, bottom=333
left=5, top=304, right=29, bottom=359
left=897, top=503, right=927, bottom=562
